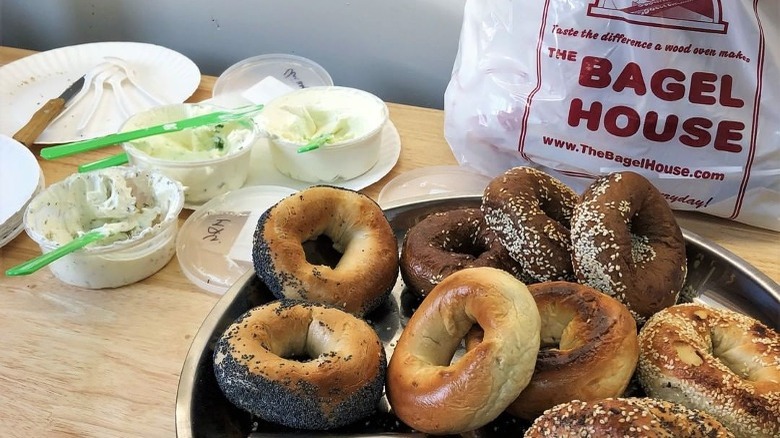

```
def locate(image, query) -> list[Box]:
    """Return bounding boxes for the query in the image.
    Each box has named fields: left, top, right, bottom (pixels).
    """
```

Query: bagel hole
left=446, top=239, right=485, bottom=258
left=629, top=233, right=655, bottom=264
left=276, top=342, right=317, bottom=363
left=710, top=325, right=759, bottom=380
left=627, top=214, right=657, bottom=264
left=447, top=324, right=487, bottom=365
left=538, top=195, right=570, bottom=227
left=282, top=353, right=315, bottom=363
left=302, top=234, right=343, bottom=268
left=539, top=307, right=578, bottom=351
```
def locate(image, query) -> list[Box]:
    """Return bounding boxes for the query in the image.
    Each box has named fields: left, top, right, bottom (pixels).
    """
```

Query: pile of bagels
left=211, top=167, right=779, bottom=438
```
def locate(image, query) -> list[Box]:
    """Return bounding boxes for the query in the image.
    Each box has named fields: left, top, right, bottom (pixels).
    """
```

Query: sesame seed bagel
left=637, top=303, right=780, bottom=438
left=252, top=185, right=399, bottom=316
left=571, top=171, right=687, bottom=322
left=400, top=207, right=527, bottom=297
left=482, top=166, right=578, bottom=282
left=524, top=397, right=734, bottom=437
left=496, top=281, right=639, bottom=420
left=386, top=267, right=541, bottom=435
left=213, top=300, right=387, bottom=430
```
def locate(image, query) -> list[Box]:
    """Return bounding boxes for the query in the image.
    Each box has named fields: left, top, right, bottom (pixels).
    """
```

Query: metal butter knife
left=12, top=75, right=86, bottom=148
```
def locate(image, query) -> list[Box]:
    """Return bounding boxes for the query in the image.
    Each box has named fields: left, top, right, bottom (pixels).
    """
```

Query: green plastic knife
left=39, top=104, right=264, bottom=160
left=5, top=229, right=108, bottom=276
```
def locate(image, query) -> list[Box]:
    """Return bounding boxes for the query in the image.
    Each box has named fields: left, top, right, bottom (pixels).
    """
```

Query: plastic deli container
left=23, top=167, right=184, bottom=289
left=258, top=86, right=389, bottom=183
left=122, top=103, right=257, bottom=208
left=213, top=53, right=333, bottom=105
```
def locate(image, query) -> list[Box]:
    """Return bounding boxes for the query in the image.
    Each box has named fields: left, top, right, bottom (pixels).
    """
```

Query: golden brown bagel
left=213, top=300, right=387, bottom=430
left=524, top=397, right=734, bottom=437
left=386, top=267, right=541, bottom=435
left=252, top=185, right=399, bottom=316
left=637, top=303, right=780, bottom=438
left=487, top=281, right=639, bottom=419
left=571, top=171, right=687, bottom=323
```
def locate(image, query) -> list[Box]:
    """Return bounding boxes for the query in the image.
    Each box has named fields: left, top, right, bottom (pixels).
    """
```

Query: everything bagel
left=386, top=267, right=541, bottom=435
left=252, top=186, right=399, bottom=316
left=637, top=303, right=780, bottom=438
left=524, top=397, right=734, bottom=437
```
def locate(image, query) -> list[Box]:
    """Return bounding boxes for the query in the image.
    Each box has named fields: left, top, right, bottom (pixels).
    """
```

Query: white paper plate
left=0, top=172, right=44, bottom=249
left=243, top=120, right=401, bottom=192
left=0, top=135, right=42, bottom=247
left=0, top=41, right=201, bottom=144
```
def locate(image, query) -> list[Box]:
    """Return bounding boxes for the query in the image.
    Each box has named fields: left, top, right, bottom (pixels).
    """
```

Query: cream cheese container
left=23, top=167, right=184, bottom=289
left=259, top=86, right=389, bottom=183
left=122, top=103, right=257, bottom=207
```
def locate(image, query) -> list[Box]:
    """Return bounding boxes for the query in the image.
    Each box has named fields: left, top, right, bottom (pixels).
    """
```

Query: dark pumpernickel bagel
left=213, top=300, right=387, bottom=430
left=252, top=185, right=399, bottom=316
left=571, top=171, right=687, bottom=323
left=481, top=166, right=578, bottom=283
left=400, top=207, right=527, bottom=297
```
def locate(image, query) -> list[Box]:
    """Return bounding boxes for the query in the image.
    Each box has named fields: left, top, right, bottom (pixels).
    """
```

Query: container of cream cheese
left=258, top=86, right=389, bottom=183
left=23, top=167, right=184, bottom=289
left=122, top=103, right=257, bottom=207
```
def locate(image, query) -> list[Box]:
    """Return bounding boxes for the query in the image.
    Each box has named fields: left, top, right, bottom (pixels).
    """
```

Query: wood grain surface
left=0, top=46, right=777, bottom=438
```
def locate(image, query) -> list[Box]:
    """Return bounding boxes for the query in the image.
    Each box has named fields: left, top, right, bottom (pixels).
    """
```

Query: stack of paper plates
left=0, top=135, right=44, bottom=248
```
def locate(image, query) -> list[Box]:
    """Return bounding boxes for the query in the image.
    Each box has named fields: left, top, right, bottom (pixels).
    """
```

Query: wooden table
left=0, top=46, right=777, bottom=437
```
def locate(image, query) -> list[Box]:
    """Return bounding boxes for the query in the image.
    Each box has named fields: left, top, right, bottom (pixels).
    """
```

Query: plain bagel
left=213, top=300, right=387, bottom=430
left=252, top=185, right=399, bottom=316
left=637, top=303, right=780, bottom=438
left=467, top=281, right=639, bottom=420
left=386, top=267, right=541, bottom=435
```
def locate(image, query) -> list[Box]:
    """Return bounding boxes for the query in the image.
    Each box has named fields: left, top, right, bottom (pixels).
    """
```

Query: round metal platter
left=175, top=195, right=780, bottom=438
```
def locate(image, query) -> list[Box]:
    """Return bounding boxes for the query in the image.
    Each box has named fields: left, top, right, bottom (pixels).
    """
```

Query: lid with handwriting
left=176, top=184, right=296, bottom=294
left=212, top=53, right=334, bottom=107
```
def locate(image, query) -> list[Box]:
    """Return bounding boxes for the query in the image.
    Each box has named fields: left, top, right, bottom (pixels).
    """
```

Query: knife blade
left=12, top=75, right=86, bottom=148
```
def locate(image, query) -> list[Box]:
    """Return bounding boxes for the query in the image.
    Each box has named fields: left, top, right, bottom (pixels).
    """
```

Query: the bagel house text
left=570, top=56, right=745, bottom=154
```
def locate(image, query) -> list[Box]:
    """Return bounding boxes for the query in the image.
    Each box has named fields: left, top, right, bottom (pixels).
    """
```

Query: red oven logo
left=587, top=0, right=728, bottom=33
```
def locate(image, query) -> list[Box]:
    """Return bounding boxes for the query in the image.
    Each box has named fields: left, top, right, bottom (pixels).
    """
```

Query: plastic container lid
left=176, top=185, right=296, bottom=294
left=212, top=53, right=334, bottom=105
left=377, top=165, right=493, bottom=208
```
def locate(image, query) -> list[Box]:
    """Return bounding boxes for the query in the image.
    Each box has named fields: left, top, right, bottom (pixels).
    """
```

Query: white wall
left=0, top=0, right=466, bottom=109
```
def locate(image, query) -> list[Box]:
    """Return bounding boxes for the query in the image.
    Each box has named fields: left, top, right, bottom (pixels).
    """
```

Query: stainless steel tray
left=176, top=195, right=780, bottom=438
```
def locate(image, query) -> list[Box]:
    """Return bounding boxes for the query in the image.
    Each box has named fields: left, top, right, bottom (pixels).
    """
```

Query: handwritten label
left=196, top=212, right=249, bottom=255
left=283, top=68, right=307, bottom=89
left=202, top=218, right=234, bottom=243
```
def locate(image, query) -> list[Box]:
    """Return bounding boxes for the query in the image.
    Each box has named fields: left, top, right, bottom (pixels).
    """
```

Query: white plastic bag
left=444, top=0, right=780, bottom=231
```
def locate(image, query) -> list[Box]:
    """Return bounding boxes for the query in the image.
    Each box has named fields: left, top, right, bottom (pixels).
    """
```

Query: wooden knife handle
left=12, top=98, right=66, bottom=148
